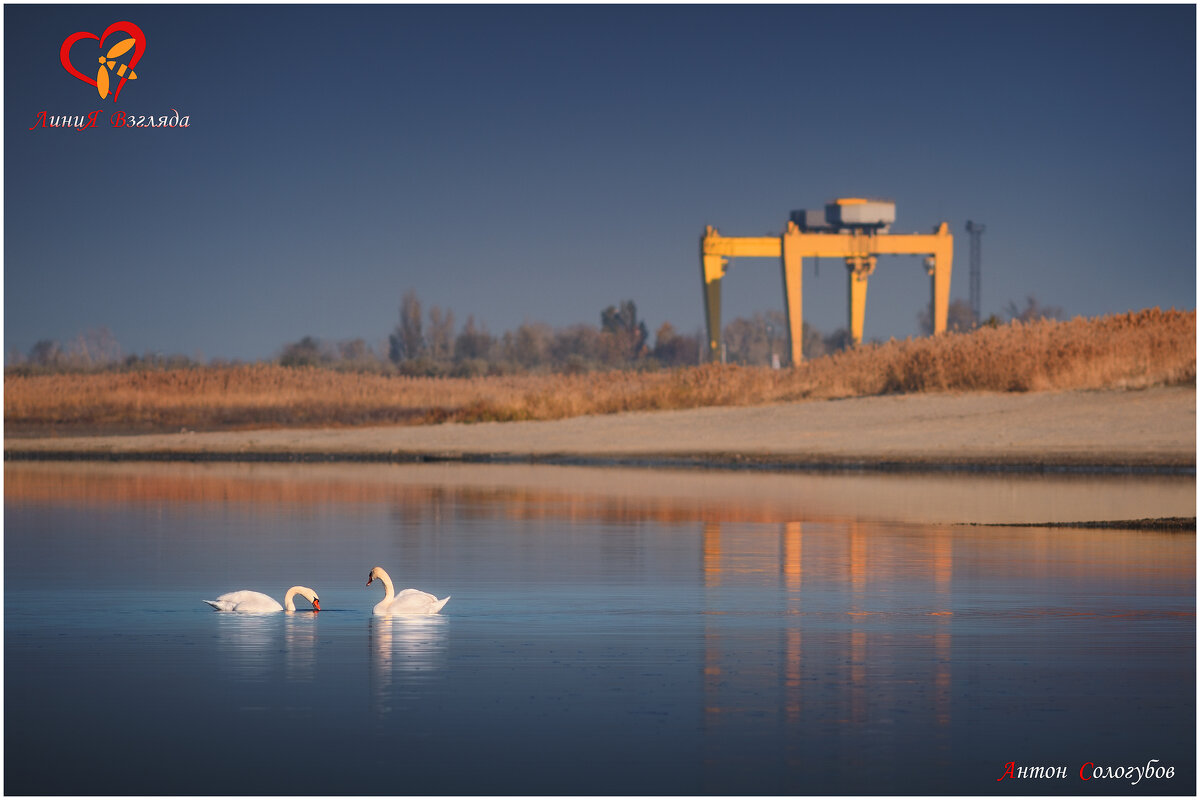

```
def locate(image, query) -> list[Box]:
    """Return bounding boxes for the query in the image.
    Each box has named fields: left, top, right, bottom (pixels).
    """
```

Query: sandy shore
left=5, top=386, right=1195, bottom=472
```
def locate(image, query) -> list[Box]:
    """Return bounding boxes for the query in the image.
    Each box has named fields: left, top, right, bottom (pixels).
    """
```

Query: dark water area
left=4, top=463, right=1195, bottom=795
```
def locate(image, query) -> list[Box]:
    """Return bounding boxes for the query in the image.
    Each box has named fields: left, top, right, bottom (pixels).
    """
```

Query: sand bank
left=5, top=458, right=1194, bottom=527
left=6, top=386, right=1195, bottom=472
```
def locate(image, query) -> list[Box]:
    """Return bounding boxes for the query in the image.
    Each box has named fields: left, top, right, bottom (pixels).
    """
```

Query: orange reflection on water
left=700, top=519, right=965, bottom=735
left=783, top=522, right=803, bottom=724
left=783, top=521, right=802, bottom=589
left=6, top=462, right=875, bottom=527
left=703, top=521, right=722, bottom=588
left=933, top=526, right=952, bottom=590
left=934, top=626, right=952, bottom=727
left=850, top=521, right=866, bottom=601
left=932, top=526, right=952, bottom=727
left=694, top=514, right=1194, bottom=748
left=12, top=461, right=1192, bottom=530
left=785, top=626, right=802, bottom=725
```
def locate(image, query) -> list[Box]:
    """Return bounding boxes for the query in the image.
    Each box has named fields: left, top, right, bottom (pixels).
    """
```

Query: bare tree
left=454, top=315, right=494, bottom=362
left=600, top=299, right=649, bottom=364
left=502, top=322, right=553, bottom=369
left=389, top=290, right=425, bottom=363
left=801, top=322, right=826, bottom=360
left=280, top=336, right=328, bottom=367
left=551, top=324, right=605, bottom=368
left=1006, top=294, right=1064, bottom=323
left=652, top=322, right=701, bottom=367
left=67, top=327, right=122, bottom=367
left=918, top=299, right=978, bottom=336
left=337, top=338, right=374, bottom=363
left=722, top=311, right=788, bottom=365
left=28, top=339, right=63, bottom=368
left=428, top=305, right=455, bottom=362
left=823, top=328, right=854, bottom=354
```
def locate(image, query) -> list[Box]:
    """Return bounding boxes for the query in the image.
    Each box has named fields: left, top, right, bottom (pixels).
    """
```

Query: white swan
left=366, top=566, right=449, bottom=615
left=203, top=586, right=321, bottom=613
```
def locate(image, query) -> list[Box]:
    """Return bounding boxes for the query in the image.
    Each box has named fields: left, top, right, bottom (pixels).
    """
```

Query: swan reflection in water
left=212, top=607, right=320, bottom=684
left=369, top=614, right=448, bottom=716
left=284, top=611, right=319, bottom=683
left=213, top=612, right=278, bottom=682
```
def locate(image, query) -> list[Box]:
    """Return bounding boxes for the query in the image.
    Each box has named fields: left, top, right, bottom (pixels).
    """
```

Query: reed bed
left=6, top=308, right=1193, bottom=434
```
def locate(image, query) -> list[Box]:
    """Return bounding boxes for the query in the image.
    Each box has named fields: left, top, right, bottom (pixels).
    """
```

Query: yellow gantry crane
left=700, top=198, right=954, bottom=365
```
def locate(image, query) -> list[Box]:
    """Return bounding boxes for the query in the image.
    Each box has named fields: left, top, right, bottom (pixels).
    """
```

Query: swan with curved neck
left=204, top=586, right=321, bottom=613
left=366, top=566, right=449, bottom=615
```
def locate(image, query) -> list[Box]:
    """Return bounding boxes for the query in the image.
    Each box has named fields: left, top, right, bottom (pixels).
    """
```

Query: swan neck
left=379, top=570, right=395, bottom=603
left=283, top=586, right=316, bottom=611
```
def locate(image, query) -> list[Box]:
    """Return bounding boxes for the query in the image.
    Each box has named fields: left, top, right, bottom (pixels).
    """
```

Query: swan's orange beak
left=366, top=577, right=374, bottom=587
left=312, top=598, right=321, bottom=612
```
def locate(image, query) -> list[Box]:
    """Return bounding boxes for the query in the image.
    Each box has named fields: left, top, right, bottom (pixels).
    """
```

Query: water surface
left=5, top=462, right=1194, bottom=795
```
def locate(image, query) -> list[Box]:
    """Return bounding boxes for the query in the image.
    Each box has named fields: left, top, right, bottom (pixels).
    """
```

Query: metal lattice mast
left=965, top=220, right=985, bottom=320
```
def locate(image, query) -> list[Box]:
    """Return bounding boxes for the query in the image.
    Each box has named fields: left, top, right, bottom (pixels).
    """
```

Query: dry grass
left=6, top=308, right=1194, bottom=435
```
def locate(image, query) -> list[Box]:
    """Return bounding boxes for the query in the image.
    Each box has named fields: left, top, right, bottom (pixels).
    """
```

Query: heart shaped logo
left=60, top=21, right=145, bottom=101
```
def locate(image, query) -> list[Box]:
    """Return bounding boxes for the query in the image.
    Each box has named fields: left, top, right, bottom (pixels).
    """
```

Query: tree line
left=8, top=290, right=1064, bottom=375
left=282, top=292, right=699, bottom=375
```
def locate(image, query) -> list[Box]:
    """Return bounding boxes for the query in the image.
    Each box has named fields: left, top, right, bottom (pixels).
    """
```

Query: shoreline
left=972, top=517, right=1195, bottom=530
left=5, top=386, right=1195, bottom=475
left=3, top=447, right=1194, bottom=475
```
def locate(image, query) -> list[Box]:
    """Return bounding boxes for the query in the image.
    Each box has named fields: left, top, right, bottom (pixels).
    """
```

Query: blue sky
left=4, top=4, right=1195, bottom=361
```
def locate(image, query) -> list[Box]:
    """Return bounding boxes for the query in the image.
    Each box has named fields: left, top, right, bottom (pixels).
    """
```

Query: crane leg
left=847, top=256, right=875, bottom=346
left=700, top=252, right=726, bottom=362
left=781, top=234, right=804, bottom=365
left=930, top=247, right=953, bottom=335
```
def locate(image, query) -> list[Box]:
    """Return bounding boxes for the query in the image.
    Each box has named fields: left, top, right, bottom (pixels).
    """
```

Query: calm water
left=4, top=462, right=1195, bottom=795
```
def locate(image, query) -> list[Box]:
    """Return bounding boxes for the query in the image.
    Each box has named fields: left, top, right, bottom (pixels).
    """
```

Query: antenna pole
left=966, top=220, right=986, bottom=321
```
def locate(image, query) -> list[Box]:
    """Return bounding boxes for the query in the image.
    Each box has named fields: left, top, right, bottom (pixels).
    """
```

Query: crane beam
left=700, top=217, right=954, bottom=365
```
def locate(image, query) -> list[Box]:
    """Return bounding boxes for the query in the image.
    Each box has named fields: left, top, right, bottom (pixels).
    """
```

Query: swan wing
left=205, top=590, right=283, bottom=613
left=378, top=588, right=450, bottom=615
